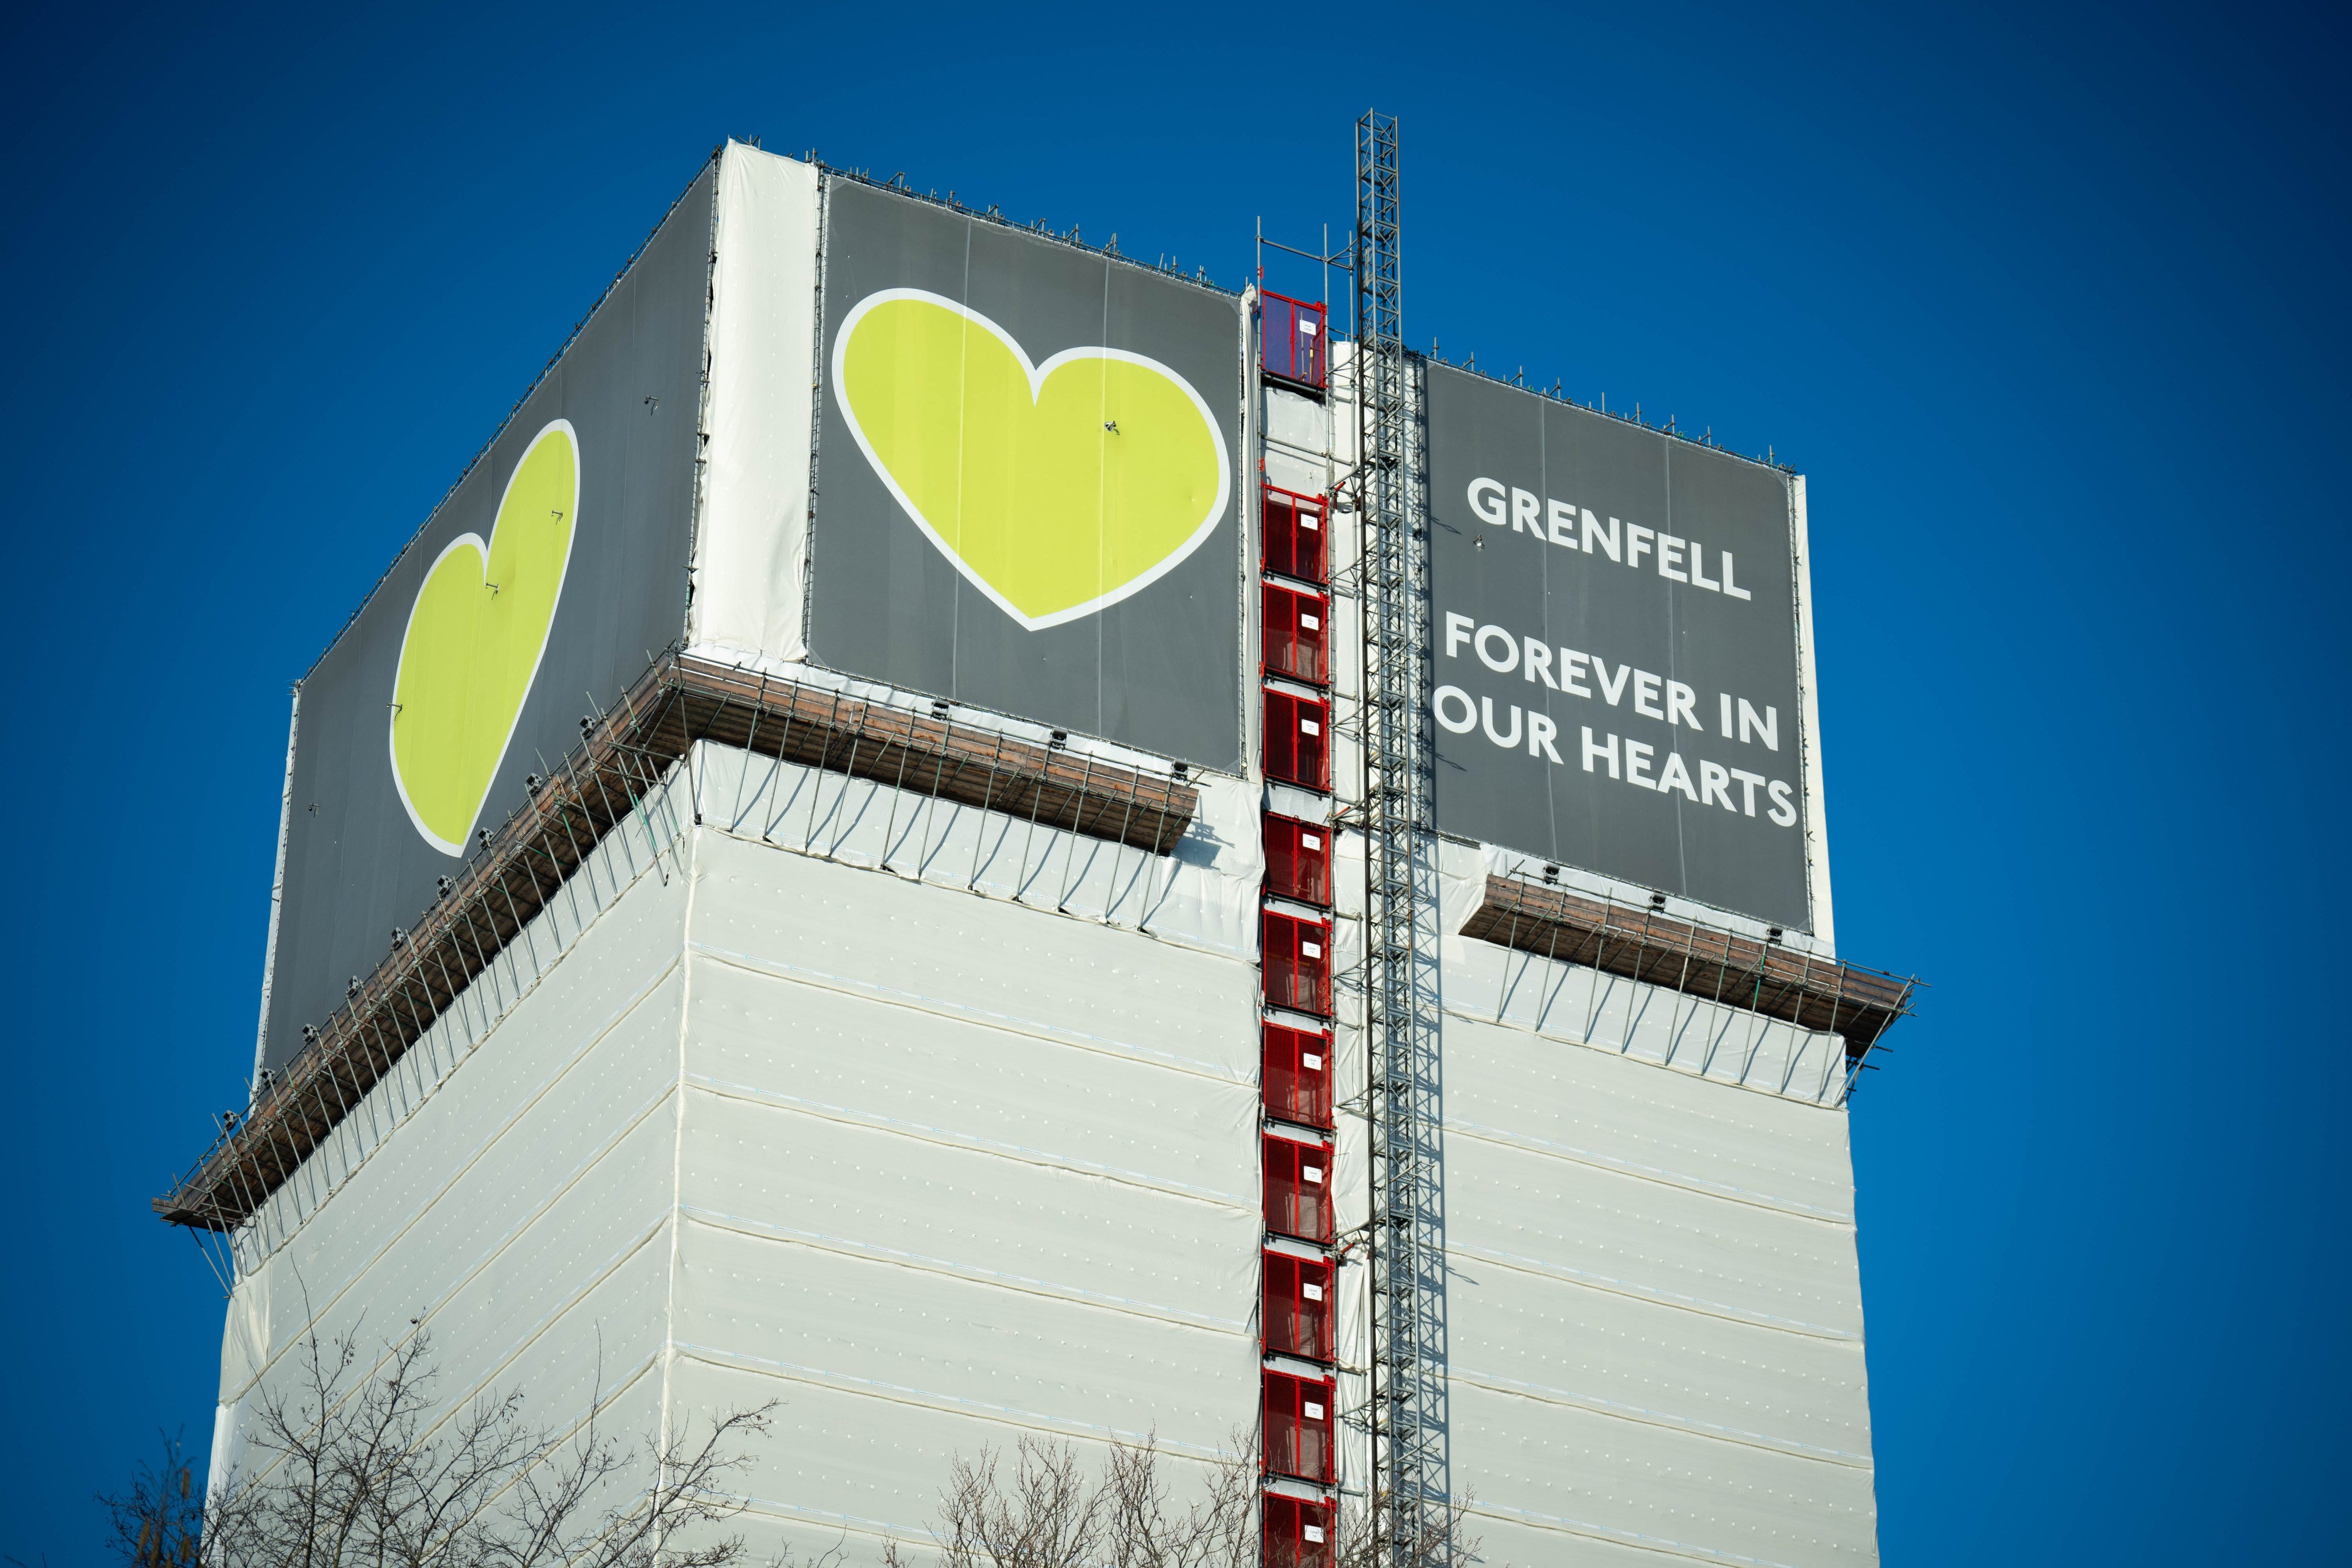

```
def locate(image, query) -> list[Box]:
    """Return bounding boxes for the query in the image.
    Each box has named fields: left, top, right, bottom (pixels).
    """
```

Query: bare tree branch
left=881, top=1433, right=1483, bottom=1568
left=103, top=1325, right=816, bottom=1568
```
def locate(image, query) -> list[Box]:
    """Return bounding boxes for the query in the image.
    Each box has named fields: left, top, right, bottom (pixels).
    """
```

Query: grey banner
left=1425, top=363, right=1813, bottom=930
left=260, top=168, right=713, bottom=1072
left=810, top=181, right=1243, bottom=771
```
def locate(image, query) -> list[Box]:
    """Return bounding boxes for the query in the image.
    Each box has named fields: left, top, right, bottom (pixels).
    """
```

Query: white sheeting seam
left=659, top=824, right=705, bottom=1471
left=1447, top=1243, right=1861, bottom=1342
left=1461, top=1496, right=1813, bottom=1568
left=1443, top=1118, right=1854, bottom=1225
left=1449, top=1366, right=1871, bottom=1467
left=393, top=1223, right=671, bottom=1449
left=678, top=1205, right=1249, bottom=1334
left=683, top=1072, right=1253, bottom=1210
left=671, top=1339, right=1238, bottom=1461
left=406, top=1351, right=665, bottom=1491
left=441, top=1351, right=665, bottom=1523
left=689, top=942, right=1248, bottom=1083
left=234, top=994, right=683, bottom=1396
left=690, top=1493, right=928, bottom=1554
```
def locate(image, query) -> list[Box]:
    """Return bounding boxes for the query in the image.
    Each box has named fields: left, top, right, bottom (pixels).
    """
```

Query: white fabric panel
left=1436, top=833, right=1489, bottom=940
left=1178, top=770, right=1267, bottom=952
left=667, top=1358, right=1238, bottom=1565
left=230, top=968, right=679, bottom=1384
left=215, top=1091, right=677, bottom=1496
left=1449, top=1266, right=1871, bottom=1466
left=692, top=741, right=1262, bottom=963
left=688, top=830, right=1257, bottom=1081
left=1465, top=1511, right=1775, bottom=1568
left=1445, top=1132, right=1862, bottom=1339
left=213, top=806, right=694, bottom=1512
left=1262, top=448, right=1322, bottom=497
left=219, top=845, right=690, bottom=1400
left=1790, top=474, right=1836, bottom=953
left=1446, top=934, right=1849, bottom=1107
left=250, top=686, right=300, bottom=1086
left=689, top=954, right=1256, bottom=1209
left=1450, top=1378, right=1878, bottom=1567
left=1261, top=380, right=1327, bottom=500
left=694, top=143, right=819, bottom=662
left=1444, top=1014, right=1855, bottom=1223
left=675, top=1064, right=1254, bottom=1334
left=228, top=764, right=695, bottom=1270
left=669, top=824, right=1258, bottom=1561
left=216, top=1036, right=676, bottom=1461
left=204, top=1398, right=237, bottom=1507
left=1440, top=940, right=1875, bottom=1566
left=1262, top=385, right=1327, bottom=469
left=674, top=1221, right=1253, bottom=1451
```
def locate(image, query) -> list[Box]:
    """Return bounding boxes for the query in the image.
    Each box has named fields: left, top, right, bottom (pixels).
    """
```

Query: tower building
left=161, top=127, right=1912, bottom=1567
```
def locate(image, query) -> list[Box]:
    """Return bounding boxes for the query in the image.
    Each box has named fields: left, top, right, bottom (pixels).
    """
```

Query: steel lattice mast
left=1354, top=108, right=1448, bottom=1563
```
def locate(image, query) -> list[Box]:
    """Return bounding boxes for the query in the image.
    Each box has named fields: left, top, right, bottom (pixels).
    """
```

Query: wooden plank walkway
left=155, top=652, right=1199, bottom=1233
left=1460, top=874, right=1915, bottom=1059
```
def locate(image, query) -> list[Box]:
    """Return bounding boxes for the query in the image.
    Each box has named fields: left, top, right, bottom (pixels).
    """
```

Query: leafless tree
left=1323, top=1487, right=1484, bottom=1568
left=100, top=1431, right=206, bottom=1567
left=878, top=1435, right=1479, bottom=1568
left=102, top=1324, right=825, bottom=1568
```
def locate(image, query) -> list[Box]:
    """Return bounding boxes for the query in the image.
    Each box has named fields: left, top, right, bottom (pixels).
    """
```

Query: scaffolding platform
left=1461, top=873, right=1915, bottom=1060
left=155, top=651, right=1200, bottom=1233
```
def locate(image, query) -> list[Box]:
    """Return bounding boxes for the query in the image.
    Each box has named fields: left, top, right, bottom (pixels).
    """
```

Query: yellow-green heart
left=389, top=420, right=577, bottom=855
left=835, top=291, right=1227, bottom=629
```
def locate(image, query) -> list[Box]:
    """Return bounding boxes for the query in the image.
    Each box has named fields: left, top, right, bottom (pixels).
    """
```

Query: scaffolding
left=1353, top=109, right=1451, bottom=1565
left=153, top=651, right=1198, bottom=1238
left=1461, top=874, right=1917, bottom=1088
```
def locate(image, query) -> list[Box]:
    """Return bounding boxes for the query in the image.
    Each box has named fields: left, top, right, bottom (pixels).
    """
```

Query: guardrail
left=1460, top=874, right=1915, bottom=1059
left=154, top=652, right=1199, bottom=1233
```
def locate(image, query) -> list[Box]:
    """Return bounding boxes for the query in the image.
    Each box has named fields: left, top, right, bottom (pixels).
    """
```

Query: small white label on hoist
left=1305, top=1526, right=1326, bottom=1544
left=1300, top=612, right=1320, bottom=630
left=1301, top=941, right=1322, bottom=958
left=1300, top=718, right=1320, bottom=736
left=1305, top=1401, right=1325, bottom=1420
left=1301, top=514, right=1319, bottom=530
left=1304, top=1165, right=1323, bottom=1184
left=1303, top=1052, right=1323, bottom=1071
left=1303, top=1281, right=1324, bottom=1301
left=1301, top=833, right=1322, bottom=850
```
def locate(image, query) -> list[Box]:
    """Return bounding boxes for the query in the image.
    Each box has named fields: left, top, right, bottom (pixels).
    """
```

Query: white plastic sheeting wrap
left=1432, top=871, right=1877, bottom=1564
left=693, top=143, right=819, bottom=663
left=1316, top=824, right=1875, bottom=1565
left=213, top=743, right=1262, bottom=1565
left=213, top=780, right=694, bottom=1524
left=676, top=832, right=1260, bottom=1552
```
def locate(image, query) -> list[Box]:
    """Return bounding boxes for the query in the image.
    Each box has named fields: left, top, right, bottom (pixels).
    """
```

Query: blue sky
left=3, top=1, right=2345, bottom=1561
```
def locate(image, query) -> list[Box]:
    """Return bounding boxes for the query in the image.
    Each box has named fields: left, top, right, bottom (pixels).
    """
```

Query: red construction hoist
left=1255, top=282, right=1339, bottom=1568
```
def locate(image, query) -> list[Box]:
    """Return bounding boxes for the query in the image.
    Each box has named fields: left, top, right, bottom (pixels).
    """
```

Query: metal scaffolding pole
left=1355, top=108, right=1449, bottom=1562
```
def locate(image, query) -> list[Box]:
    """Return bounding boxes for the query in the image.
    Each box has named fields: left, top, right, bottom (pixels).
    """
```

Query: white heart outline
left=830, top=287, right=1232, bottom=631
left=387, top=418, right=580, bottom=857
